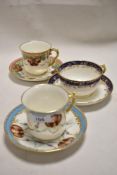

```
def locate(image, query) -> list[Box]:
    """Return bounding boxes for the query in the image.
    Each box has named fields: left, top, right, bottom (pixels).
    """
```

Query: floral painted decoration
left=10, top=124, right=24, bottom=138
left=13, top=64, right=22, bottom=72
left=27, top=57, right=41, bottom=66
left=45, top=114, right=62, bottom=127
left=58, top=137, right=74, bottom=148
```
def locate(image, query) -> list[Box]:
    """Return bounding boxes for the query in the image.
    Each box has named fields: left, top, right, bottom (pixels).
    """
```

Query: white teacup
left=20, top=40, right=59, bottom=75
left=14, top=84, right=75, bottom=141
left=57, top=60, right=106, bottom=97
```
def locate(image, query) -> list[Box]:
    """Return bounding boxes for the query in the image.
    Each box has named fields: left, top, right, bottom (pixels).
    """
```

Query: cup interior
left=22, top=84, right=68, bottom=113
left=59, top=61, right=102, bottom=82
left=20, top=40, right=51, bottom=53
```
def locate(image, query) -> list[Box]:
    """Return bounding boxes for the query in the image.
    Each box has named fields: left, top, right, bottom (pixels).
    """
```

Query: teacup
left=57, top=60, right=106, bottom=97
left=20, top=40, right=59, bottom=75
left=12, top=84, right=75, bottom=141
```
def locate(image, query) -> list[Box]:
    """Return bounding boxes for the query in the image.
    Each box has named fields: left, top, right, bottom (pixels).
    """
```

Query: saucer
left=48, top=74, right=113, bottom=106
left=4, top=104, right=87, bottom=153
left=9, top=58, right=63, bottom=82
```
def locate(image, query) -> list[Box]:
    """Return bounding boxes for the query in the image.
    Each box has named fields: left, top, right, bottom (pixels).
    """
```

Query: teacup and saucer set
left=4, top=84, right=87, bottom=152
left=5, top=40, right=113, bottom=153
left=49, top=61, right=113, bottom=106
left=9, top=41, right=62, bottom=81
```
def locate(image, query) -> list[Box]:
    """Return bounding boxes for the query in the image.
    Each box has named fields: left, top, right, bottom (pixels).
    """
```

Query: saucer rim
left=4, top=104, right=87, bottom=153
left=48, top=74, right=113, bottom=106
left=9, top=58, right=63, bottom=82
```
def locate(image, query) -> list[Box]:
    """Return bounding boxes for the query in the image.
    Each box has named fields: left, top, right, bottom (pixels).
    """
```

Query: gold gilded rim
left=21, top=84, right=73, bottom=114
left=19, top=40, right=52, bottom=55
left=57, top=61, right=106, bottom=84
left=58, top=71, right=101, bottom=85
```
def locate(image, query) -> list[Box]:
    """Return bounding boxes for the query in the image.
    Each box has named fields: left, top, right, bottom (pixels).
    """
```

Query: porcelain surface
left=48, top=74, right=113, bottom=106
left=21, top=84, right=73, bottom=141
left=4, top=104, right=87, bottom=152
left=57, top=61, right=106, bottom=97
left=60, top=64, right=101, bottom=81
left=20, top=40, right=59, bottom=75
left=9, top=58, right=62, bottom=82
left=20, top=40, right=51, bottom=53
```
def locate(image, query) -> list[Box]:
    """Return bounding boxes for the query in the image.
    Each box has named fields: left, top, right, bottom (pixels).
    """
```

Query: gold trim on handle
left=49, top=48, right=59, bottom=66
left=100, top=64, right=106, bottom=73
left=66, top=93, right=76, bottom=112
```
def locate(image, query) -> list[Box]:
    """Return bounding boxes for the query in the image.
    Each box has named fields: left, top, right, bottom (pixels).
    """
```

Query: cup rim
left=19, top=40, right=52, bottom=54
left=21, top=84, right=70, bottom=114
left=58, top=60, right=104, bottom=84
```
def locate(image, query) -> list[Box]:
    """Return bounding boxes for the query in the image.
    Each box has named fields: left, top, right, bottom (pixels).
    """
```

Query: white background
left=0, top=1, right=117, bottom=175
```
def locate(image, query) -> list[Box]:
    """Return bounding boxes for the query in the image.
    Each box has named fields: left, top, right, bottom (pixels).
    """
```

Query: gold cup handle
left=66, top=93, right=76, bottom=112
left=49, top=48, right=59, bottom=66
left=100, top=64, right=106, bottom=74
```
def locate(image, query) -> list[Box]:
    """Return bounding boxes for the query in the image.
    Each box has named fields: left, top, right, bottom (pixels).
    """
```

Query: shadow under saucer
left=79, top=95, right=112, bottom=113
left=4, top=134, right=86, bottom=164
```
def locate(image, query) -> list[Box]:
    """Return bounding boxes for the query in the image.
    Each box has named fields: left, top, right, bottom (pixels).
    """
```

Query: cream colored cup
left=13, top=84, right=75, bottom=141
left=20, top=40, right=59, bottom=75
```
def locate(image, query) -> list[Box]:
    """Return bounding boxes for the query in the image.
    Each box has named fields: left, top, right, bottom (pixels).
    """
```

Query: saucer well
left=48, top=74, right=113, bottom=106
left=4, top=104, right=87, bottom=153
left=9, top=58, right=62, bottom=82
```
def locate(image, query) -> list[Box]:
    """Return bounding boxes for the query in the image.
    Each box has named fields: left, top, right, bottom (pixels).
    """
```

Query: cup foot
left=24, top=68, right=48, bottom=76
left=26, top=127, right=65, bottom=142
